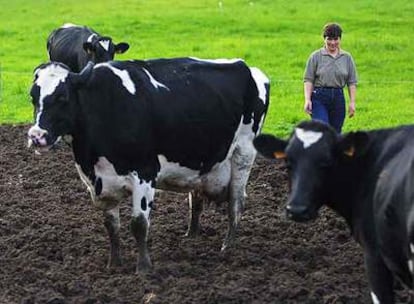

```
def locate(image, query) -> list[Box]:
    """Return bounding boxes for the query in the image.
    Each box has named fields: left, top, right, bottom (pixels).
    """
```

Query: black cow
left=253, top=120, right=414, bottom=303
left=28, top=57, right=270, bottom=272
left=47, top=23, right=129, bottom=72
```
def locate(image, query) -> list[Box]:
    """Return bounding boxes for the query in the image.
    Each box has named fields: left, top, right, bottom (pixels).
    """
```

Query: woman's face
left=324, top=37, right=341, bottom=52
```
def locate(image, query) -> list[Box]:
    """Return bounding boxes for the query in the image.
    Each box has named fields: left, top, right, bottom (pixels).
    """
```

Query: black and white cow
left=28, top=57, right=270, bottom=272
left=253, top=120, right=414, bottom=303
left=47, top=23, right=129, bottom=72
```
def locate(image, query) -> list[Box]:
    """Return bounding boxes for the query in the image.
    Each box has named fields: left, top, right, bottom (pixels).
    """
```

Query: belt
left=314, top=87, right=343, bottom=89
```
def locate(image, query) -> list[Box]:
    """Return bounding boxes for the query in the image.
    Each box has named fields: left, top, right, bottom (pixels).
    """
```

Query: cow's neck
left=325, top=130, right=396, bottom=239
left=325, top=157, right=378, bottom=236
left=71, top=120, right=97, bottom=179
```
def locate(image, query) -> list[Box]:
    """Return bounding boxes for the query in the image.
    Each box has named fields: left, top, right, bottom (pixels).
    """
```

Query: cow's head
left=27, top=61, right=94, bottom=152
left=83, top=35, right=129, bottom=63
left=254, top=120, right=369, bottom=222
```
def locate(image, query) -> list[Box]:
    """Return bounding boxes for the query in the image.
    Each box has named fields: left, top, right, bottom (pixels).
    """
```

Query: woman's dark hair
left=322, top=23, right=342, bottom=38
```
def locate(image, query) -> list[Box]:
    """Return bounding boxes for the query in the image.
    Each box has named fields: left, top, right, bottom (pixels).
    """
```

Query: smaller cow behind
left=254, top=120, right=414, bottom=304
left=47, top=23, right=129, bottom=72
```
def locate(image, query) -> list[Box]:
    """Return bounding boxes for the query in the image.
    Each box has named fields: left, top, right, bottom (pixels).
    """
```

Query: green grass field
left=0, top=0, right=413, bottom=137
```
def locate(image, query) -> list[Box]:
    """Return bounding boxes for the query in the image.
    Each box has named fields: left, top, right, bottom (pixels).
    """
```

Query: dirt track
left=0, top=124, right=409, bottom=303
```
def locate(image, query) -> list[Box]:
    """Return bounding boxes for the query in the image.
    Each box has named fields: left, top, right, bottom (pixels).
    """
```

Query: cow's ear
left=338, top=131, right=371, bottom=158
left=115, top=42, right=129, bottom=54
left=253, top=134, right=288, bottom=159
left=83, top=42, right=95, bottom=54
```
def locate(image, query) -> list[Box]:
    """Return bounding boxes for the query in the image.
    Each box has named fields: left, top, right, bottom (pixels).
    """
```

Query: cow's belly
left=156, top=155, right=231, bottom=200
left=75, top=157, right=130, bottom=210
left=76, top=155, right=232, bottom=209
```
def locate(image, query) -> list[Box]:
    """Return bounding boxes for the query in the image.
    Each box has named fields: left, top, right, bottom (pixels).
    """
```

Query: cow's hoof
left=136, top=258, right=152, bottom=273
left=184, top=226, right=202, bottom=238
left=107, top=257, right=122, bottom=268
left=221, top=236, right=236, bottom=252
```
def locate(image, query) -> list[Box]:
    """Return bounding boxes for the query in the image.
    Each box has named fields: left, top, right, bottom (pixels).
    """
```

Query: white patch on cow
left=99, top=39, right=110, bottom=51
left=94, top=157, right=130, bottom=196
left=295, top=128, right=323, bottom=149
left=157, top=155, right=201, bottom=191
left=156, top=153, right=232, bottom=199
left=75, top=163, right=96, bottom=202
left=142, top=68, right=170, bottom=91
left=228, top=118, right=256, bottom=194
left=370, top=292, right=380, bottom=304
left=204, top=160, right=232, bottom=197
left=130, top=171, right=154, bottom=221
left=409, top=259, right=414, bottom=273
left=190, top=57, right=243, bottom=64
left=410, top=243, right=414, bottom=254
left=229, top=118, right=255, bottom=157
left=95, top=63, right=136, bottom=95
left=76, top=157, right=130, bottom=209
left=87, top=33, right=97, bottom=43
left=33, top=64, right=69, bottom=126
left=249, top=67, right=269, bottom=104
left=61, top=23, right=79, bottom=28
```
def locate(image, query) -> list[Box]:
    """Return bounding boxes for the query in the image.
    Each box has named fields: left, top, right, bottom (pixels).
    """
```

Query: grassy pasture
left=0, top=0, right=413, bottom=137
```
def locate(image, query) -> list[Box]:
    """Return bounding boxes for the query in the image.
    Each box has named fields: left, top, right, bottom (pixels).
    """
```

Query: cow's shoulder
left=371, top=125, right=414, bottom=167
left=374, top=125, right=414, bottom=199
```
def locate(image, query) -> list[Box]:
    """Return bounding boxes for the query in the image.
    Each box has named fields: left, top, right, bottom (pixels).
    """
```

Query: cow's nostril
left=286, top=204, right=312, bottom=222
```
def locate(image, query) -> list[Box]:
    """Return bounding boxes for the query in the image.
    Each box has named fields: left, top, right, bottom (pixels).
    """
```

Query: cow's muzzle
left=27, top=125, right=58, bottom=152
left=286, top=203, right=317, bottom=222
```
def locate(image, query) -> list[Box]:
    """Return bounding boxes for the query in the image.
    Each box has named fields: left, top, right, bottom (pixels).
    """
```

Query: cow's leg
left=409, top=243, right=414, bottom=303
left=222, top=139, right=256, bottom=251
left=130, top=171, right=155, bottom=272
left=185, top=190, right=203, bottom=237
left=103, top=206, right=121, bottom=267
left=365, top=252, right=395, bottom=303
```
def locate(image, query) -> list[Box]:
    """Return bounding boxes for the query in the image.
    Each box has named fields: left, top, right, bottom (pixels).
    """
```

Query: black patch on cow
left=141, top=197, right=147, bottom=211
left=95, top=177, right=102, bottom=196
left=148, top=201, right=154, bottom=210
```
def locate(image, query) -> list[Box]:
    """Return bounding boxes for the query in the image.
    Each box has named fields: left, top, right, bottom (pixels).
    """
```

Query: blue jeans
left=311, top=87, right=345, bottom=133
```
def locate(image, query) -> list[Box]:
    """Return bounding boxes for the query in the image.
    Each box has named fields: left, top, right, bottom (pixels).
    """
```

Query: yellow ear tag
left=344, top=146, right=355, bottom=157
left=273, top=151, right=286, bottom=159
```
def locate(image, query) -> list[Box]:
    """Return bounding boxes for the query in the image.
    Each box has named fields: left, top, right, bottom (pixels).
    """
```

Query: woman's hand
left=304, top=99, right=312, bottom=115
left=348, top=101, right=355, bottom=118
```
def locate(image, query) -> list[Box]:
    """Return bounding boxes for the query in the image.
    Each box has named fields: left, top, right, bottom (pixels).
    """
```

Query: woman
left=303, top=23, right=357, bottom=133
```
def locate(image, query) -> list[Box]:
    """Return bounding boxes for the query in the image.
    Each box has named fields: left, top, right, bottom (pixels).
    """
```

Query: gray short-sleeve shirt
left=303, top=48, right=358, bottom=88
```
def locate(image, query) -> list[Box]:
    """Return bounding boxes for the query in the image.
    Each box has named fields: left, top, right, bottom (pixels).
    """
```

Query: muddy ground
left=0, top=124, right=409, bottom=303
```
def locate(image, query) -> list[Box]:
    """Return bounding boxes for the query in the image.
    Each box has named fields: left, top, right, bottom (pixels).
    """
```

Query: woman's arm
left=304, top=81, right=314, bottom=114
left=347, top=84, right=356, bottom=117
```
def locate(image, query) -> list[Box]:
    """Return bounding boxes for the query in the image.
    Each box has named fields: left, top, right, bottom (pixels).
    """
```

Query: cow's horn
left=69, top=61, right=94, bottom=85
